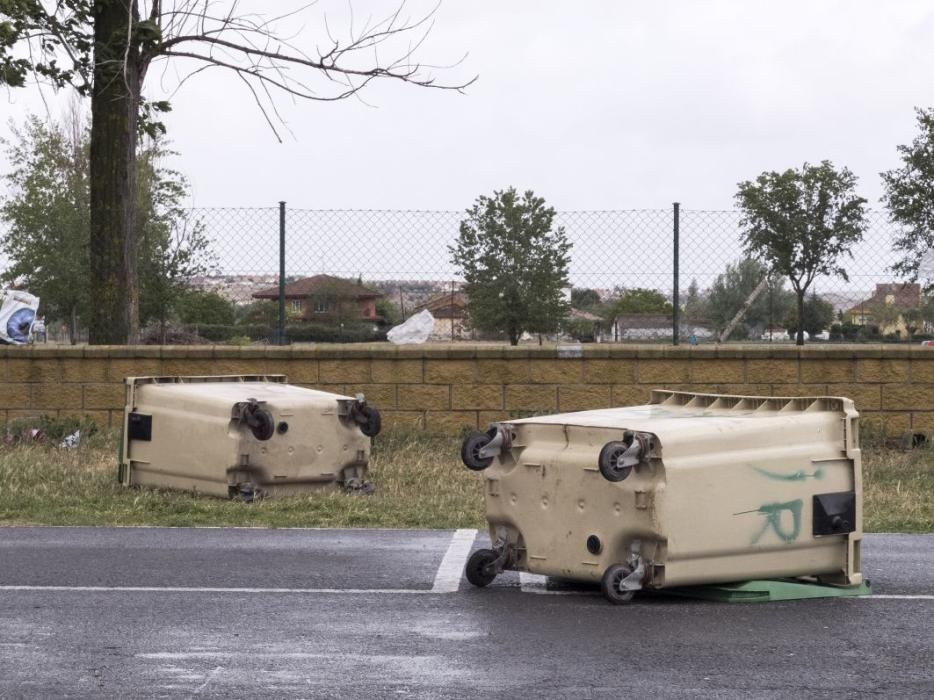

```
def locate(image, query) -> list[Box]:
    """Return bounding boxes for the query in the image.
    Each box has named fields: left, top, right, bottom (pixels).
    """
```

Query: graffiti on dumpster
left=753, top=466, right=824, bottom=482
left=735, top=499, right=803, bottom=544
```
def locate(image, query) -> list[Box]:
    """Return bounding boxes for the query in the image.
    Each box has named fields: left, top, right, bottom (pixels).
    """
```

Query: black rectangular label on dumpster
left=128, top=413, right=152, bottom=441
left=813, top=492, right=856, bottom=536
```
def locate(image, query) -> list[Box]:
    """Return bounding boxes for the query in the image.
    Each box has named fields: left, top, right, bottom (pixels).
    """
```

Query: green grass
left=0, top=424, right=931, bottom=532
left=863, top=447, right=934, bottom=532
left=0, top=429, right=486, bottom=529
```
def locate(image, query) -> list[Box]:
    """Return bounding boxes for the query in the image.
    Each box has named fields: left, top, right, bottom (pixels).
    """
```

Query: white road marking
left=519, top=572, right=590, bottom=595
left=862, top=594, right=934, bottom=600
left=0, top=585, right=929, bottom=600
left=431, top=529, right=478, bottom=593
left=0, top=586, right=430, bottom=594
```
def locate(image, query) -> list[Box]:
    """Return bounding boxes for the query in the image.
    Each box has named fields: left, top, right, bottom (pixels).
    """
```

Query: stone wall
left=1, top=344, right=931, bottom=437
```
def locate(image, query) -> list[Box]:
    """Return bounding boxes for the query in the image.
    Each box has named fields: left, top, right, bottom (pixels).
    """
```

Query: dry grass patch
left=863, top=447, right=934, bottom=532
left=0, top=420, right=931, bottom=532
left=0, top=428, right=485, bottom=529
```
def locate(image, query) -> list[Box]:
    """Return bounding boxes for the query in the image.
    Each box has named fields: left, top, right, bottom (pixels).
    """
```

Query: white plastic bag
left=0, top=290, right=40, bottom=345
left=60, top=430, right=81, bottom=448
left=387, top=309, right=435, bottom=345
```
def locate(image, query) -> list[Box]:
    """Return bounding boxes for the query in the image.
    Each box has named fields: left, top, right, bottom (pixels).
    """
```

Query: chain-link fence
left=0, top=204, right=922, bottom=343
left=191, top=205, right=919, bottom=343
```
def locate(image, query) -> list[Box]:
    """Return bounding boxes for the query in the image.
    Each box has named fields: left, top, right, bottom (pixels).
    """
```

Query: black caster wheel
left=356, top=405, right=382, bottom=437
left=598, top=441, right=633, bottom=482
left=465, top=548, right=499, bottom=587
left=248, top=408, right=274, bottom=441
left=601, top=564, right=636, bottom=605
left=461, top=431, right=494, bottom=471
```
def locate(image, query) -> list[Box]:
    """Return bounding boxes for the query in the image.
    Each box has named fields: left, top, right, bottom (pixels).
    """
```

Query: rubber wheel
left=461, top=431, right=494, bottom=471
left=465, top=548, right=499, bottom=587
left=358, top=406, right=382, bottom=437
left=598, top=441, right=633, bottom=482
left=249, top=409, right=275, bottom=441
left=601, top=563, right=636, bottom=605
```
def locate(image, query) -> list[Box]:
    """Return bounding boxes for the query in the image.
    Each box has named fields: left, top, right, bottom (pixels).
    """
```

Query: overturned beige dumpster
left=461, top=390, right=863, bottom=604
left=119, top=375, right=381, bottom=499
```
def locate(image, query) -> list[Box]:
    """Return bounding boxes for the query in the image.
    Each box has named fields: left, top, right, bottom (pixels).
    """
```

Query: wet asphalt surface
left=0, top=528, right=932, bottom=699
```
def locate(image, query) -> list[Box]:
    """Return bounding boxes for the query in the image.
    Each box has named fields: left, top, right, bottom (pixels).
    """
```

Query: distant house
left=846, top=283, right=924, bottom=335
left=411, top=290, right=471, bottom=340
left=252, top=274, right=383, bottom=324
left=611, top=313, right=714, bottom=342
left=567, top=308, right=608, bottom=342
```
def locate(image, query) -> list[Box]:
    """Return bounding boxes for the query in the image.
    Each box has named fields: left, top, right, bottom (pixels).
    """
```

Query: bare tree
left=1, top=1, right=473, bottom=343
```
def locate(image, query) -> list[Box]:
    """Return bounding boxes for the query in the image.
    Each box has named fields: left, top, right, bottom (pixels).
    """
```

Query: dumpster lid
left=506, top=390, right=854, bottom=432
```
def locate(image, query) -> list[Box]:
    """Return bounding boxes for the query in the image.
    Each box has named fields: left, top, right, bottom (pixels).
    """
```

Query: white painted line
left=431, top=528, right=478, bottom=593
left=0, top=586, right=430, bottom=594
left=860, top=594, right=934, bottom=600
left=519, top=572, right=589, bottom=595
left=0, top=583, right=929, bottom=600
left=519, top=571, right=548, bottom=592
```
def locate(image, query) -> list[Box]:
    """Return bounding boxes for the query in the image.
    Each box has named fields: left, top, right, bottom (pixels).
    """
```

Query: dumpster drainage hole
left=586, top=535, right=602, bottom=555
left=277, top=421, right=289, bottom=434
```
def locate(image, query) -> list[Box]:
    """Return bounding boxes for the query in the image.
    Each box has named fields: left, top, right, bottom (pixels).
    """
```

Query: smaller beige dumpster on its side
left=460, top=390, right=863, bottom=604
left=119, top=375, right=381, bottom=500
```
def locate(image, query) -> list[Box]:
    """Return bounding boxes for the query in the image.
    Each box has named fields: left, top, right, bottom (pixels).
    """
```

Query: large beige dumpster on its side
left=119, top=375, right=381, bottom=499
left=460, top=390, right=863, bottom=604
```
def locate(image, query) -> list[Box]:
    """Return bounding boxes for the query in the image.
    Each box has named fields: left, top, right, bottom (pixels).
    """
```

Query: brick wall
left=1, top=344, right=932, bottom=437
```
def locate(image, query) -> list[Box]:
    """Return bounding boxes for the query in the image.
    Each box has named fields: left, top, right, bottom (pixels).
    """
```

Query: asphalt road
left=0, top=528, right=932, bottom=699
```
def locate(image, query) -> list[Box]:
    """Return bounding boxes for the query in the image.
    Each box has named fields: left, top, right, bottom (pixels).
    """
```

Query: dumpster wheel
left=461, top=431, right=494, bottom=471
left=598, top=441, right=634, bottom=482
left=465, top=548, right=499, bottom=587
left=358, top=405, right=382, bottom=437
left=601, top=564, right=637, bottom=604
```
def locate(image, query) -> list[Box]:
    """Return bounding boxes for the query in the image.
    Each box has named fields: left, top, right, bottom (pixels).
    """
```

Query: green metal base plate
left=658, top=578, right=872, bottom=603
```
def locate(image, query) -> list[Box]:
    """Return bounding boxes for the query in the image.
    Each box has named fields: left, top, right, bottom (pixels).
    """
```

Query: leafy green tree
left=136, top=141, right=216, bottom=334
left=571, top=287, right=601, bottom=311
left=0, top=114, right=89, bottom=340
left=0, top=114, right=213, bottom=340
left=682, top=278, right=708, bottom=330
left=175, top=289, right=235, bottom=326
left=451, top=188, right=572, bottom=345
left=881, top=108, right=934, bottom=291
left=609, top=288, right=672, bottom=316
left=1, top=2, right=471, bottom=343
left=703, top=258, right=791, bottom=338
left=783, top=294, right=835, bottom=337
left=737, top=161, right=867, bottom=345
left=375, top=298, right=401, bottom=326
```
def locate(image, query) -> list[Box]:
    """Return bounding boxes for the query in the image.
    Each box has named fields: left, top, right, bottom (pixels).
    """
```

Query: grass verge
left=863, top=448, right=934, bottom=532
left=0, top=425, right=931, bottom=531
left=0, top=429, right=485, bottom=529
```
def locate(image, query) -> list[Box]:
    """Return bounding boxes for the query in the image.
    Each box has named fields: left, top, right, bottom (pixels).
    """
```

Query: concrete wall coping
left=1, top=343, right=932, bottom=361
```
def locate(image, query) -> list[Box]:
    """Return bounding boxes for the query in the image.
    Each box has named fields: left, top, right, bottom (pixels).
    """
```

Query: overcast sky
left=3, top=0, right=933, bottom=212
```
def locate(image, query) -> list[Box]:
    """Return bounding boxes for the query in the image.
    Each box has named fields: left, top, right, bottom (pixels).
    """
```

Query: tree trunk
left=89, top=0, right=141, bottom=344
left=508, top=324, right=519, bottom=346
left=796, top=291, right=805, bottom=346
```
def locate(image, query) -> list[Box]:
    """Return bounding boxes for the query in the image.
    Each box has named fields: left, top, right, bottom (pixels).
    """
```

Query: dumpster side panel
left=123, top=377, right=371, bottom=498
left=480, top=392, right=862, bottom=589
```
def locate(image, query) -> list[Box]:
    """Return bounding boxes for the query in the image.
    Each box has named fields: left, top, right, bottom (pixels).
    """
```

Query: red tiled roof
left=412, top=291, right=467, bottom=319
left=846, top=283, right=920, bottom=314
left=252, top=275, right=382, bottom=300
left=570, top=308, right=604, bottom=322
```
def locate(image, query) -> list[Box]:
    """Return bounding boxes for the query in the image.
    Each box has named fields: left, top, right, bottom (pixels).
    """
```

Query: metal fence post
left=672, top=202, right=680, bottom=345
left=278, top=201, right=286, bottom=345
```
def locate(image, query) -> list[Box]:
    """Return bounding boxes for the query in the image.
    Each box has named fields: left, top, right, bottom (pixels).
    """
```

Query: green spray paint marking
left=753, top=466, right=824, bottom=481
left=735, top=499, right=803, bottom=544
